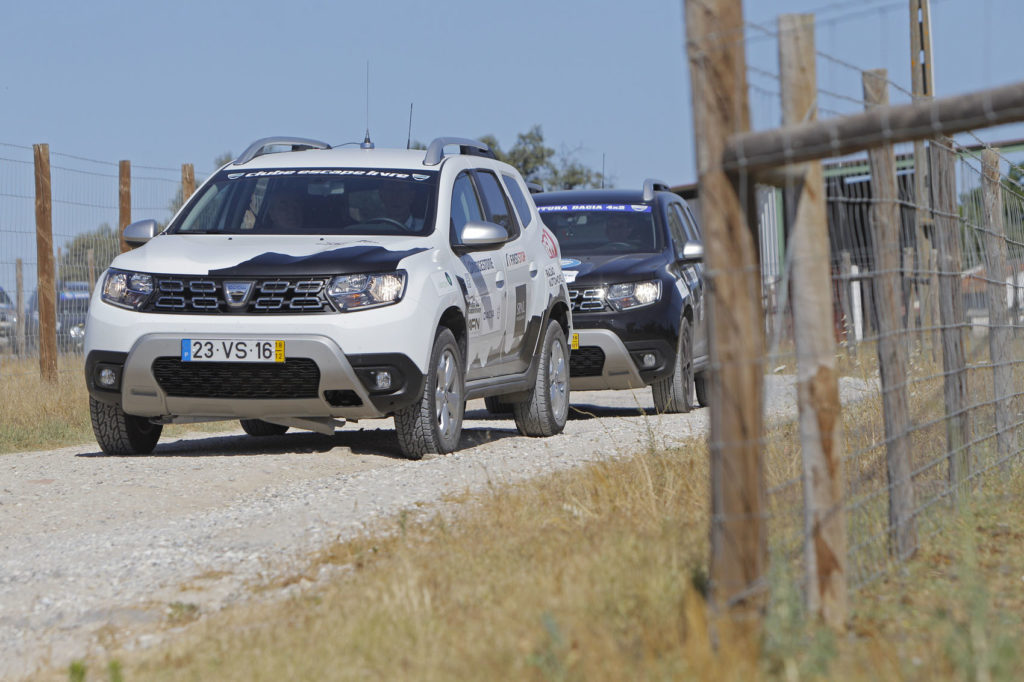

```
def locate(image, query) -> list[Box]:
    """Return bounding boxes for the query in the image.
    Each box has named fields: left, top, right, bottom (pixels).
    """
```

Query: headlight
left=101, top=269, right=154, bottom=310
left=327, top=271, right=406, bottom=312
left=606, top=280, right=662, bottom=310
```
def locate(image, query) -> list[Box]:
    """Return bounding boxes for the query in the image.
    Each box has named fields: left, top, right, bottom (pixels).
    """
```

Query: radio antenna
left=361, top=61, right=374, bottom=149
left=406, top=103, right=414, bottom=149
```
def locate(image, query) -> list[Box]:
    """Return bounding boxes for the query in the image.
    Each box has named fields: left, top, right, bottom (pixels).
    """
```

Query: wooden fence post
left=685, top=0, right=768, bottom=625
left=15, top=259, right=25, bottom=358
left=182, top=163, right=195, bottom=203
left=930, top=137, right=972, bottom=498
left=780, top=12, right=847, bottom=630
left=981, top=148, right=1015, bottom=468
left=118, top=160, right=131, bottom=253
left=863, top=71, right=917, bottom=560
left=34, top=143, right=58, bottom=383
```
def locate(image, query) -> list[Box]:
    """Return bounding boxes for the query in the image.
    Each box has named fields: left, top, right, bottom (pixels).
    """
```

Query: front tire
left=240, top=419, right=289, bottom=436
left=513, top=319, right=569, bottom=437
left=694, top=371, right=710, bottom=408
left=394, top=328, right=465, bottom=459
left=652, top=317, right=693, bottom=414
left=89, top=397, right=162, bottom=456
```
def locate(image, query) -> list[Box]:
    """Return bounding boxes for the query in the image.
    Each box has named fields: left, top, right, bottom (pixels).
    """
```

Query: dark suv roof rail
left=235, top=137, right=332, bottom=165
left=423, top=137, right=494, bottom=166
left=526, top=182, right=544, bottom=194
left=642, top=178, right=671, bottom=202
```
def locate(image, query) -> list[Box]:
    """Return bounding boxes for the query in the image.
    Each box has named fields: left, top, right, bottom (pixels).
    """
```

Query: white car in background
left=85, top=136, right=572, bottom=459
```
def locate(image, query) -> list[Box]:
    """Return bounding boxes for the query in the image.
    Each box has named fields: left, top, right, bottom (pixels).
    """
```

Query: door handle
left=529, top=262, right=538, bottom=277
left=495, top=272, right=505, bottom=288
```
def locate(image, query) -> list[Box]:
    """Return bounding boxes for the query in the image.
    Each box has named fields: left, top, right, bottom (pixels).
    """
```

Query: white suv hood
left=110, top=234, right=433, bottom=276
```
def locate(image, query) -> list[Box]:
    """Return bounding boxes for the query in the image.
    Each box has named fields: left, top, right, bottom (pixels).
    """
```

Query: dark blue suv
left=534, top=180, right=708, bottom=412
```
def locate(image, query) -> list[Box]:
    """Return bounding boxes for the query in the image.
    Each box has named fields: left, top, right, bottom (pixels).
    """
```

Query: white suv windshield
left=170, top=168, right=438, bottom=236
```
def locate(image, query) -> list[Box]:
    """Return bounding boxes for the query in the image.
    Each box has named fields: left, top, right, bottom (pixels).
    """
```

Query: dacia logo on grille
left=223, top=281, right=254, bottom=308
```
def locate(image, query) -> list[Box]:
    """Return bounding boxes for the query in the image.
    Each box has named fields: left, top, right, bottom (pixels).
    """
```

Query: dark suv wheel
left=652, top=317, right=693, bottom=414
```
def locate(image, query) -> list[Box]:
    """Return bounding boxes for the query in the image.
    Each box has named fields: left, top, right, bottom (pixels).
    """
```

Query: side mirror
left=680, top=240, right=704, bottom=263
left=123, top=219, right=160, bottom=247
left=458, top=220, right=508, bottom=250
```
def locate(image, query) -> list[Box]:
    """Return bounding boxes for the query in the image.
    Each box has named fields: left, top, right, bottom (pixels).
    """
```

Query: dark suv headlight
left=327, top=271, right=406, bottom=311
left=606, top=280, right=662, bottom=311
left=101, top=269, right=154, bottom=310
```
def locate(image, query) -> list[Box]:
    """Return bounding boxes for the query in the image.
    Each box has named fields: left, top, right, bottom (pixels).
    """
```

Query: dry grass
left=97, top=441, right=718, bottom=682
left=0, top=355, right=238, bottom=454
left=0, top=357, right=94, bottom=453
left=73, top=425, right=1024, bottom=681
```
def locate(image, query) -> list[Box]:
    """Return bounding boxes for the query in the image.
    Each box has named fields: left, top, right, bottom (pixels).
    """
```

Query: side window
left=450, top=172, right=485, bottom=244
left=666, top=204, right=690, bottom=256
left=501, top=173, right=534, bottom=229
left=475, top=170, right=521, bottom=240
left=681, top=204, right=702, bottom=241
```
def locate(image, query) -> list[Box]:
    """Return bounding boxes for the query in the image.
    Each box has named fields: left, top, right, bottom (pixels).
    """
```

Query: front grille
left=567, top=287, right=608, bottom=313
left=569, top=346, right=605, bottom=377
left=143, top=276, right=333, bottom=314
left=152, top=357, right=320, bottom=399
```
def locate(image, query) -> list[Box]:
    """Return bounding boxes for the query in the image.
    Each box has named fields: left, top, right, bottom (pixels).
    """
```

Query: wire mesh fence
left=0, top=145, right=194, bottom=376
left=764, top=137, right=1024, bottom=593
left=686, top=0, right=1024, bottom=625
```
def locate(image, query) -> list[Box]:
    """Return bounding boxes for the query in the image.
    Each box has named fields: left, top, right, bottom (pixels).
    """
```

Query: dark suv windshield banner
left=537, top=204, right=651, bottom=213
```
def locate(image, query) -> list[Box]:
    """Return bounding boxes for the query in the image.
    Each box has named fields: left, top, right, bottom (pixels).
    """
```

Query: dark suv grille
left=143, top=276, right=333, bottom=314
left=569, top=346, right=605, bottom=377
left=567, top=287, right=608, bottom=313
left=152, top=357, right=320, bottom=399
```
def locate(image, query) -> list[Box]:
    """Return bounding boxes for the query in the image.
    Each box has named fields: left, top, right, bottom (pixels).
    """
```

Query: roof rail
left=234, top=136, right=332, bottom=165
left=423, top=137, right=494, bottom=166
left=642, top=178, right=671, bottom=202
left=526, top=182, right=544, bottom=195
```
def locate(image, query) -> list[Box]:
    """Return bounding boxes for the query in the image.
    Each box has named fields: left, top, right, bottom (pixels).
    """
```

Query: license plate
left=181, top=339, right=285, bottom=363
left=571, top=332, right=579, bottom=350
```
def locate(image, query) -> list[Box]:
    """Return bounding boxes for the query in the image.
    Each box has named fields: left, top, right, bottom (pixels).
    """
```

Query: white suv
left=85, top=136, right=572, bottom=459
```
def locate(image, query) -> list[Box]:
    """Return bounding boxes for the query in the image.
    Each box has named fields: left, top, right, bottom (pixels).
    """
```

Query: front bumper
left=569, top=328, right=675, bottom=391
left=86, top=333, right=425, bottom=421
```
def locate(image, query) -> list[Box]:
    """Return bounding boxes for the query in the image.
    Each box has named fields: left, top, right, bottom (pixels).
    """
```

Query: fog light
left=98, top=367, right=118, bottom=387
left=641, top=353, right=657, bottom=368
left=372, top=370, right=392, bottom=391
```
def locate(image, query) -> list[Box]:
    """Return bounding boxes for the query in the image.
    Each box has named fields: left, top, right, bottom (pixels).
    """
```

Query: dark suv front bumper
left=568, top=303, right=678, bottom=391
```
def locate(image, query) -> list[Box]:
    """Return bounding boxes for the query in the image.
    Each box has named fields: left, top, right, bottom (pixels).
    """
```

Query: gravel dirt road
left=0, top=377, right=873, bottom=679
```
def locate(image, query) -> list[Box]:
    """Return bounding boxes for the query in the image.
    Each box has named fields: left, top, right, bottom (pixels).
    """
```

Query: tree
left=57, top=223, right=120, bottom=284
left=479, top=125, right=605, bottom=190
left=548, top=144, right=607, bottom=190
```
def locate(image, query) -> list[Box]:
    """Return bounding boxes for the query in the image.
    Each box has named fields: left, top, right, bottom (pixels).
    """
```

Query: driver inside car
left=378, top=181, right=425, bottom=232
left=264, top=189, right=305, bottom=232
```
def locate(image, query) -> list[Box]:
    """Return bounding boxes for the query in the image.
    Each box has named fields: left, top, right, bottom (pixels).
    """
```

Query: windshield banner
left=537, top=204, right=651, bottom=213
left=223, top=168, right=437, bottom=181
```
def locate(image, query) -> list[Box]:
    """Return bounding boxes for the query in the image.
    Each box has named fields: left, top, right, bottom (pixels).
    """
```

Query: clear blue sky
left=1, top=0, right=1020, bottom=191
